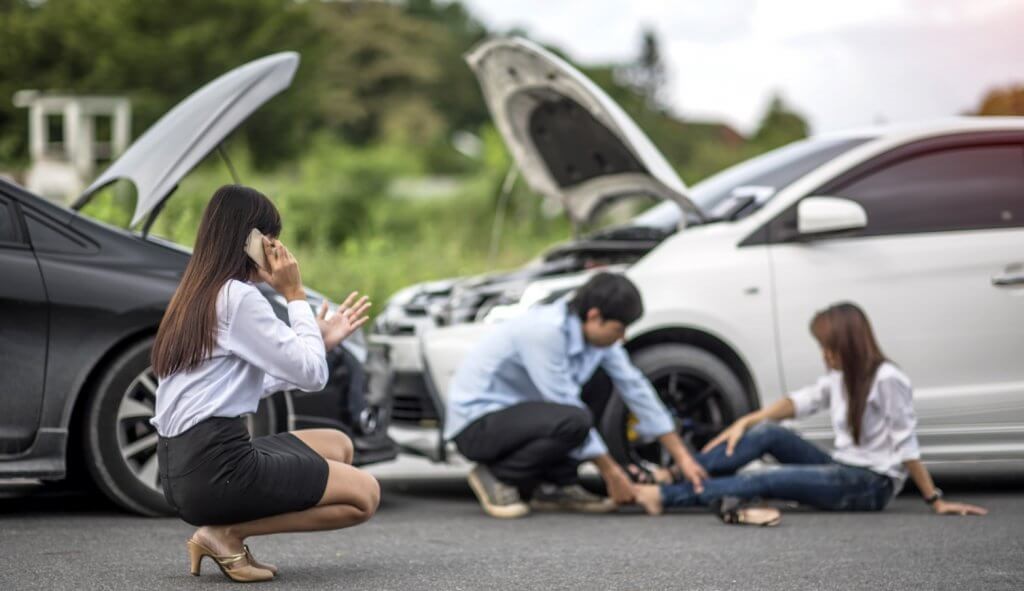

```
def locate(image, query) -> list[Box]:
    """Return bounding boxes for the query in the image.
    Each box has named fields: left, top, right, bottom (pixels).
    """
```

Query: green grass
left=80, top=136, right=573, bottom=310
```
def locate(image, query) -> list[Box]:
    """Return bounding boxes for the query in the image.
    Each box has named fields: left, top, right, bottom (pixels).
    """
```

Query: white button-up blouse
left=788, top=361, right=922, bottom=491
left=152, top=279, right=328, bottom=437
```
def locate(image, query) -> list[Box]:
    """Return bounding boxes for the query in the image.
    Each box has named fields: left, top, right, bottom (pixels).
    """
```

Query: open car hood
left=73, top=52, right=299, bottom=227
left=466, top=37, right=699, bottom=225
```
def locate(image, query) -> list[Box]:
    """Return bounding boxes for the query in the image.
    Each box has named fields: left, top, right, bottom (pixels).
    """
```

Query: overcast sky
left=463, top=0, right=1024, bottom=134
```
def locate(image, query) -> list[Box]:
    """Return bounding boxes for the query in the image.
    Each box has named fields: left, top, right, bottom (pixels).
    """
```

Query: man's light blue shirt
left=443, top=301, right=675, bottom=460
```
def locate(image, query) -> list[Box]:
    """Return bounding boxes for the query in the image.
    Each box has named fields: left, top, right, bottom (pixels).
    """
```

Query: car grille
left=390, top=372, right=440, bottom=427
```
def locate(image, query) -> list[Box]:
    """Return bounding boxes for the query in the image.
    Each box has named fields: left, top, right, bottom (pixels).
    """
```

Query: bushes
left=81, top=132, right=570, bottom=311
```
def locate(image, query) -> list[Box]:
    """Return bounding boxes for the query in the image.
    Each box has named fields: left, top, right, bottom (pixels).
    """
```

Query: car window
left=0, top=198, right=16, bottom=243
left=834, top=144, right=1024, bottom=236
left=632, top=136, right=871, bottom=230
left=25, top=212, right=94, bottom=253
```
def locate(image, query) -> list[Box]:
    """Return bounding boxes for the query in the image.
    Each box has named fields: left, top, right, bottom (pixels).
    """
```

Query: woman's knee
left=345, top=470, right=381, bottom=517
left=747, top=421, right=786, bottom=440
left=319, top=502, right=372, bottom=528
left=321, top=473, right=379, bottom=527
left=335, top=431, right=355, bottom=464
left=322, top=429, right=354, bottom=464
left=350, top=476, right=381, bottom=524
left=294, top=429, right=354, bottom=463
left=322, top=429, right=355, bottom=463
left=361, top=474, right=382, bottom=516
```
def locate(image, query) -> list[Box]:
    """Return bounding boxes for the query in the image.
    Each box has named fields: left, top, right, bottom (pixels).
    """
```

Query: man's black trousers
left=453, top=401, right=593, bottom=492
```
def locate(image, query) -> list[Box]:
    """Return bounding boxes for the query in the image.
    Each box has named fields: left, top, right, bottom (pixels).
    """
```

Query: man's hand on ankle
left=594, top=454, right=635, bottom=504
left=658, top=431, right=708, bottom=493
left=676, top=458, right=709, bottom=493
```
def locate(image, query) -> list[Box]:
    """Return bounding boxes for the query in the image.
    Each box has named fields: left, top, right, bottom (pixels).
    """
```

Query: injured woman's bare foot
left=633, top=484, right=664, bottom=515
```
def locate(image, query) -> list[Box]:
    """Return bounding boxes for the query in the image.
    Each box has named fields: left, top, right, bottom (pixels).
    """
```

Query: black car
left=0, top=53, right=397, bottom=516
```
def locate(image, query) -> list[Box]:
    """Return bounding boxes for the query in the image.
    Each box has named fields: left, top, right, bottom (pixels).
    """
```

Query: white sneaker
left=529, top=484, right=617, bottom=513
left=467, top=465, right=530, bottom=519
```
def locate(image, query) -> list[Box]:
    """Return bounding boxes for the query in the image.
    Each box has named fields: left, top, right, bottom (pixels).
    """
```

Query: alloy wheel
left=115, top=367, right=162, bottom=495
left=625, top=367, right=732, bottom=469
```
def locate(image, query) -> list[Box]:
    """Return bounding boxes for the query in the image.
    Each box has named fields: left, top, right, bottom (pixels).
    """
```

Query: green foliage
left=750, top=95, right=809, bottom=152
left=4, top=1, right=815, bottom=310
left=294, top=172, right=569, bottom=309
left=93, top=131, right=571, bottom=310
left=0, top=0, right=318, bottom=166
left=617, top=27, right=668, bottom=109
left=976, top=85, right=1024, bottom=115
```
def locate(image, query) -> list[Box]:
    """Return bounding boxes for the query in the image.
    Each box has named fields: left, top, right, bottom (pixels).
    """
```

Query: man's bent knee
left=554, top=406, right=592, bottom=446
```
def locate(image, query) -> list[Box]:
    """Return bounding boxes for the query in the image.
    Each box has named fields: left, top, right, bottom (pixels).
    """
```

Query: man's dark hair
left=567, top=273, right=644, bottom=326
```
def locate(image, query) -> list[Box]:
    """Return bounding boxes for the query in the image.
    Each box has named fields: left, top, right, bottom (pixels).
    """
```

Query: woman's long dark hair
left=810, top=302, right=887, bottom=445
left=152, top=185, right=282, bottom=378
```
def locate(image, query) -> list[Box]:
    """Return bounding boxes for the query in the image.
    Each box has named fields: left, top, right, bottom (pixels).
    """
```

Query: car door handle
left=992, top=273, right=1024, bottom=287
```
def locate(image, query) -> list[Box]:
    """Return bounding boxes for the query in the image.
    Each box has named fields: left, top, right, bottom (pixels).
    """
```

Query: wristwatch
left=924, top=488, right=943, bottom=505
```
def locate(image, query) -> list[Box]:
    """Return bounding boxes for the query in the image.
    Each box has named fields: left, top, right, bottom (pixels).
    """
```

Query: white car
left=370, top=37, right=1024, bottom=472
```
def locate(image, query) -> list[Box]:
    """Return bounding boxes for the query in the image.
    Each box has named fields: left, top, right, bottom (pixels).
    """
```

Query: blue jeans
left=660, top=422, right=894, bottom=511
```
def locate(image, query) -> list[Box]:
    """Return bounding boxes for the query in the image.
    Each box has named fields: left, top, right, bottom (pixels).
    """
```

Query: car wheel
left=599, top=343, right=751, bottom=470
left=81, top=337, right=281, bottom=516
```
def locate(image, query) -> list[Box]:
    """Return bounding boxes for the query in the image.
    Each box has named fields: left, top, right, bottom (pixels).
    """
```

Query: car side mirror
left=797, top=196, right=867, bottom=237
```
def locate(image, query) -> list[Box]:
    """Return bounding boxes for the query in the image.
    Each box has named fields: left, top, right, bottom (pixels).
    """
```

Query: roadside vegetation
left=3, top=0, right=811, bottom=308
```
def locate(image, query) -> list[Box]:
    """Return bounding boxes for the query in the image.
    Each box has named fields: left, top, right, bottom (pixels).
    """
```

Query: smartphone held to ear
left=245, top=228, right=268, bottom=271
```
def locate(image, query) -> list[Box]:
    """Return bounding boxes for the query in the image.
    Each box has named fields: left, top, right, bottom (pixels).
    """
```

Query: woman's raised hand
left=258, top=237, right=305, bottom=302
left=316, top=291, right=372, bottom=351
left=702, top=418, right=751, bottom=456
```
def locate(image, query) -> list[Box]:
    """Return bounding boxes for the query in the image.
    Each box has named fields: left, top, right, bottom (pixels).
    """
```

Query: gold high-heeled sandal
left=187, top=539, right=274, bottom=582
left=243, top=544, right=278, bottom=575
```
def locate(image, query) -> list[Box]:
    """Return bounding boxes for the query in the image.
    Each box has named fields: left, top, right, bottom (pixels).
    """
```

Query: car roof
left=816, top=116, right=1024, bottom=143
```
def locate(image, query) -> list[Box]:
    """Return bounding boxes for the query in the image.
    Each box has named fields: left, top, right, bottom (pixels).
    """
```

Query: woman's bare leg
left=291, top=429, right=354, bottom=464
left=192, top=459, right=380, bottom=556
left=634, top=484, right=664, bottom=515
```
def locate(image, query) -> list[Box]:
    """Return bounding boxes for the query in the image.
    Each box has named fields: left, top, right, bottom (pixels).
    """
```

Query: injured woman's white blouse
left=787, top=361, right=922, bottom=492
left=152, top=279, right=328, bottom=437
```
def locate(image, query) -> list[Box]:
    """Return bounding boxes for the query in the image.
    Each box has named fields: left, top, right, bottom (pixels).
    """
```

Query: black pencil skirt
left=157, top=416, right=329, bottom=526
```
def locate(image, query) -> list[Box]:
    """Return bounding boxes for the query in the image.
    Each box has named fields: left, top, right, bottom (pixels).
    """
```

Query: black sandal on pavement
left=627, top=464, right=657, bottom=484
left=711, top=496, right=782, bottom=527
left=628, top=464, right=680, bottom=485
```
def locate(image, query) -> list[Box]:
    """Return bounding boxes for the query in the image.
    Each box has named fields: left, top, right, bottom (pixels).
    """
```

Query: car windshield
left=631, top=136, right=873, bottom=230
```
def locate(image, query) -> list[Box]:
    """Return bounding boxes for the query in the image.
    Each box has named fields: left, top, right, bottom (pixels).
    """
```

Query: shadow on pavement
left=3, top=471, right=1022, bottom=516
left=0, top=483, right=122, bottom=516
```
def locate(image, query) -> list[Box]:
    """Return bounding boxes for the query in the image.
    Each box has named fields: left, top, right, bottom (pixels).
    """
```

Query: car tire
left=81, top=336, right=280, bottom=516
left=598, top=343, right=751, bottom=468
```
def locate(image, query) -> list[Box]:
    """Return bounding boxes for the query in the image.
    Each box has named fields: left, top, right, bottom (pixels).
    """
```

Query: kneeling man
left=444, top=273, right=707, bottom=518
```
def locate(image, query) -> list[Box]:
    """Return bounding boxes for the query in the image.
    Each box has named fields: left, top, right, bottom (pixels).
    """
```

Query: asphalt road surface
left=2, top=471, right=1023, bottom=591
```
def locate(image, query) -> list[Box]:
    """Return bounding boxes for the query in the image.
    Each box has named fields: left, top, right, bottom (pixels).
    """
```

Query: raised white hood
left=74, top=52, right=299, bottom=227
left=466, top=37, right=698, bottom=225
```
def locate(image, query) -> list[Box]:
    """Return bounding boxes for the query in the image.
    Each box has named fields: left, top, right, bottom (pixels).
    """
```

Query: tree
left=750, top=95, right=809, bottom=151
left=617, top=28, right=668, bottom=110
left=976, top=85, right=1024, bottom=116
left=0, top=0, right=495, bottom=168
left=0, top=0, right=321, bottom=167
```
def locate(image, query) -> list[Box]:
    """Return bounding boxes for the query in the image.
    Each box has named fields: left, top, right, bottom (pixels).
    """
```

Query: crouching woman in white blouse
left=633, top=302, right=987, bottom=525
left=150, top=185, right=378, bottom=582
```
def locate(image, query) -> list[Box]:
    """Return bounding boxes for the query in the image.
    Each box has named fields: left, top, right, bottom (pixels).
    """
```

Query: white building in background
left=13, top=91, right=131, bottom=204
